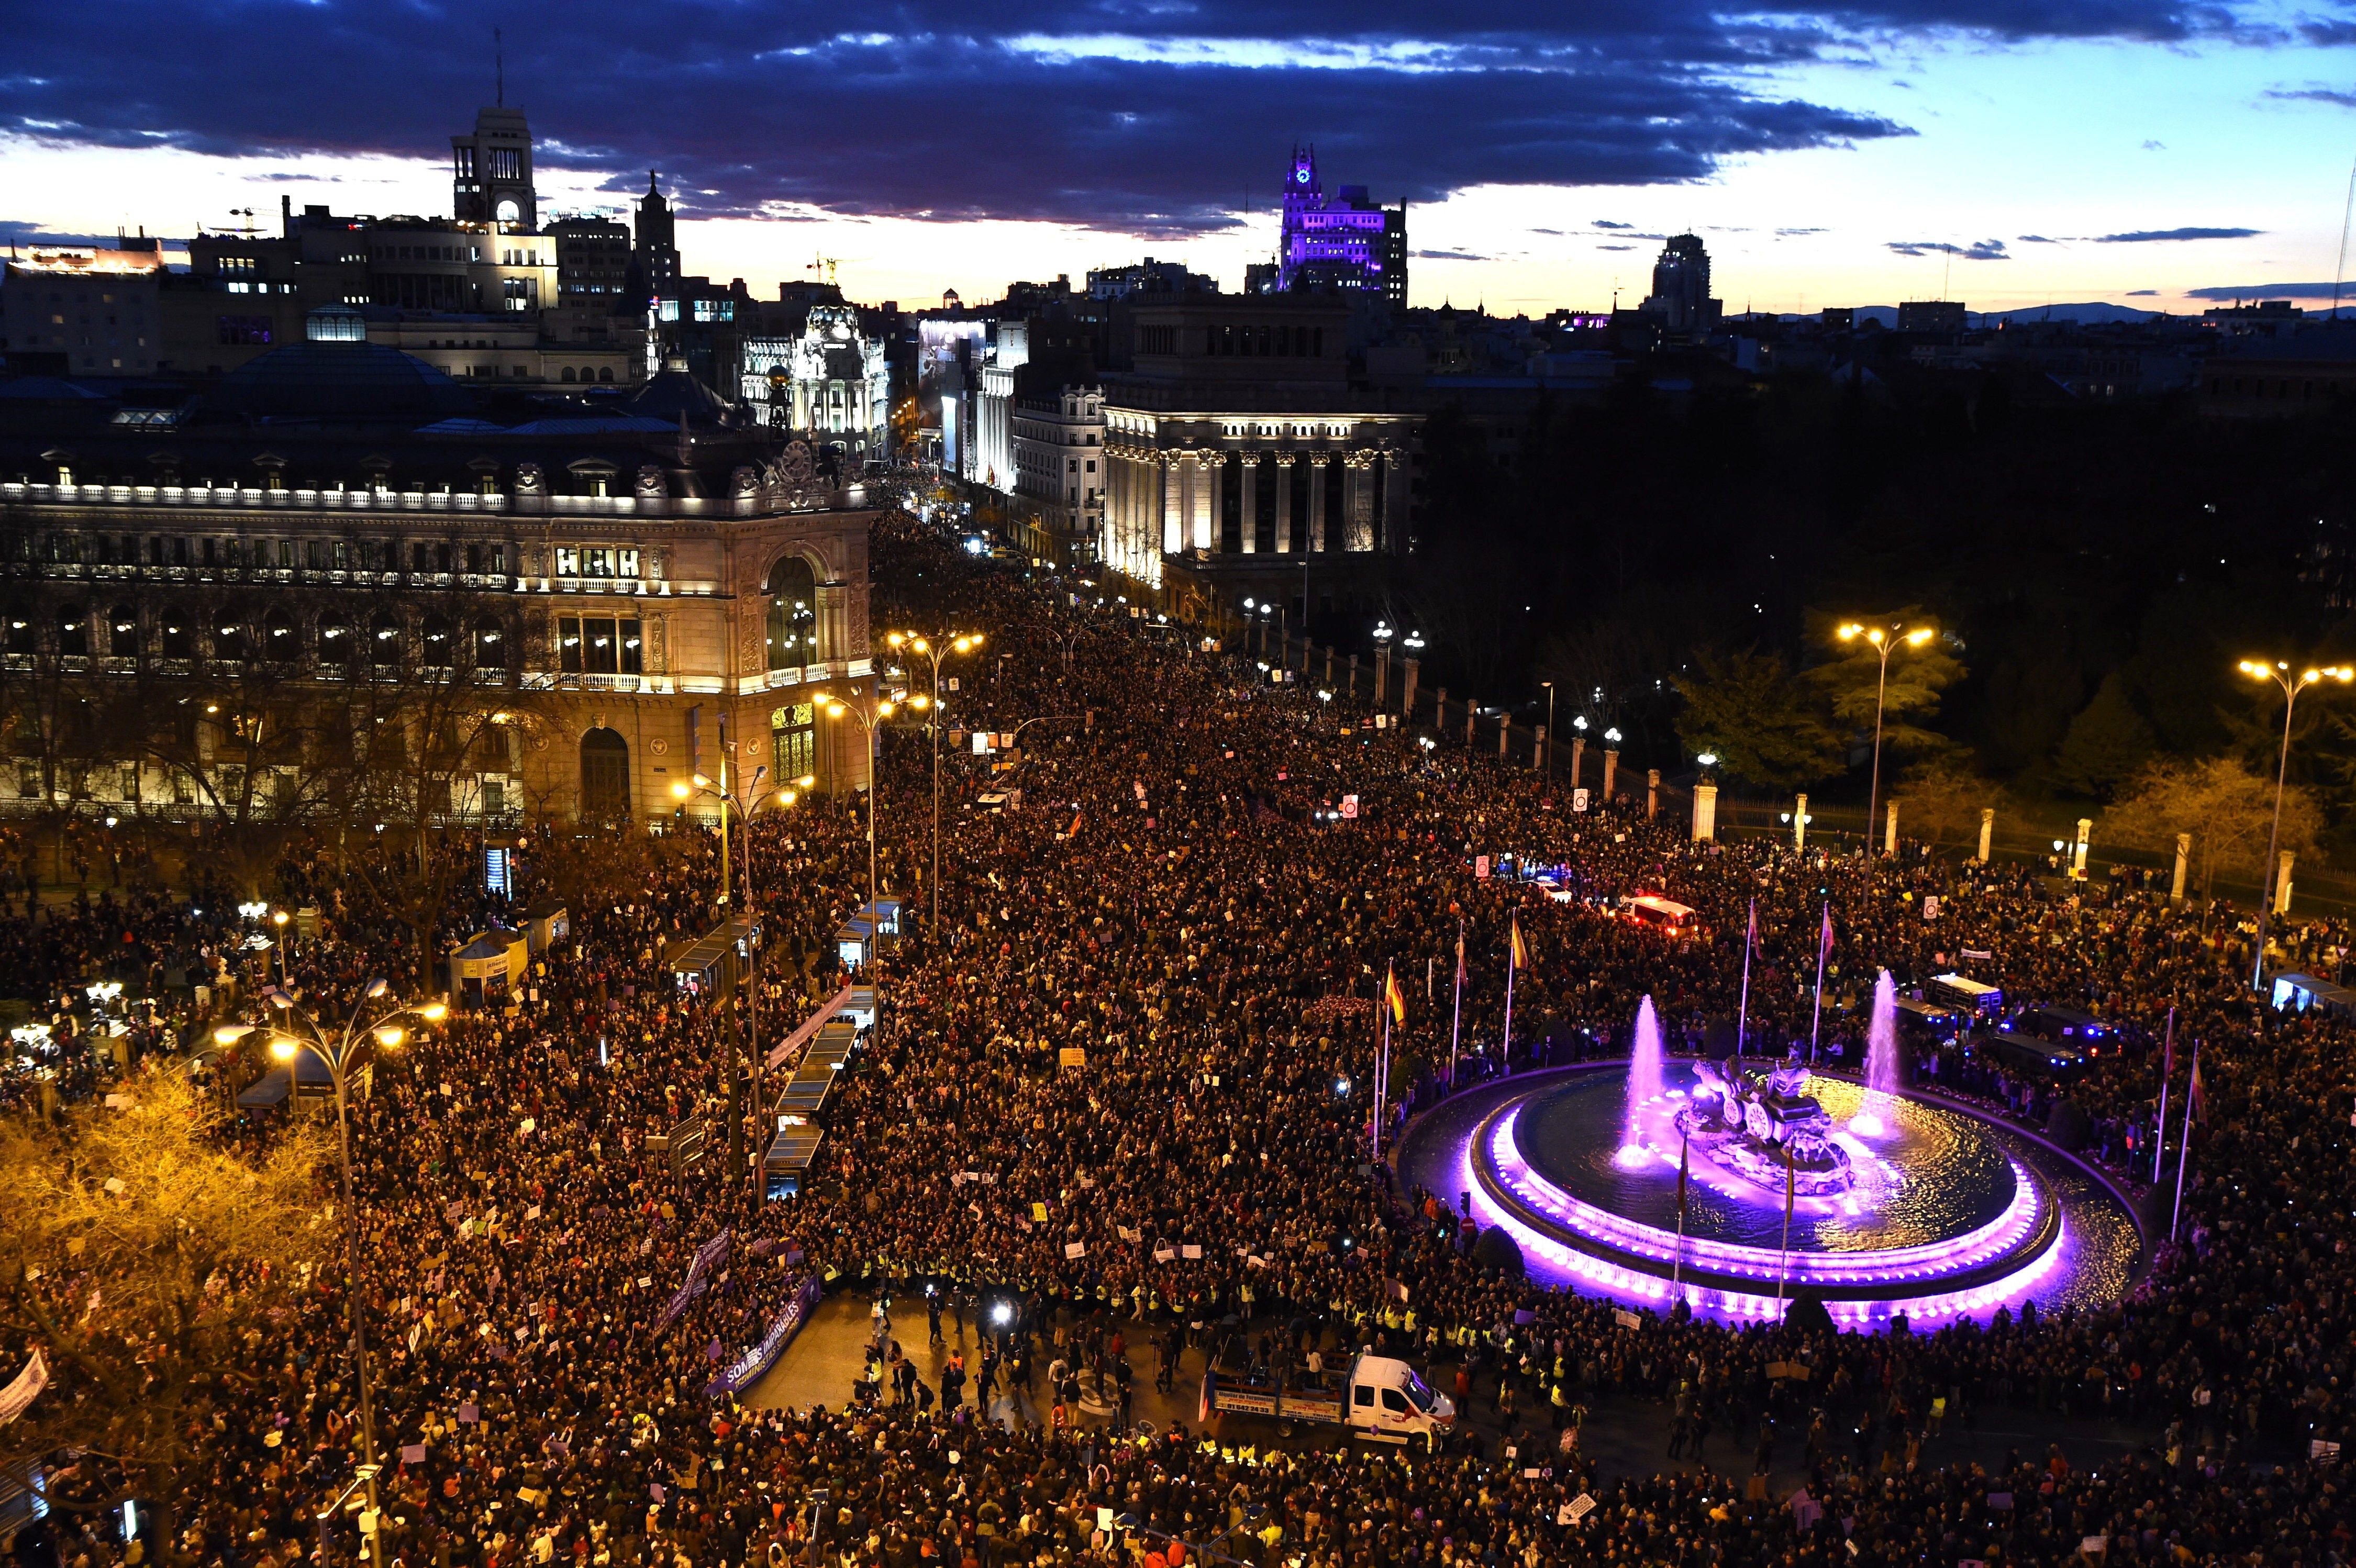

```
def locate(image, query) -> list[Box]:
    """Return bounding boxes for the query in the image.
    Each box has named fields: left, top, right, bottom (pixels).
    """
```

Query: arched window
left=597, top=366, right=614, bottom=383
left=420, top=613, right=454, bottom=668
left=161, top=617, right=194, bottom=660
left=764, top=555, right=818, bottom=672
left=371, top=611, right=403, bottom=669
left=107, top=604, right=138, bottom=659
left=57, top=605, right=87, bottom=658
left=318, top=611, right=354, bottom=674
left=214, top=614, right=248, bottom=663
left=4, top=617, right=32, bottom=657
left=561, top=366, right=577, bottom=383
left=580, top=727, right=629, bottom=821
left=263, top=606, right=297, bottom=662
left=475, top=618, right=507, bottom=672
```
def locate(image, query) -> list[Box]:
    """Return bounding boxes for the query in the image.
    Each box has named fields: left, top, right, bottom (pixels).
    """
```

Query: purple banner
left=655, top=1229, right=732, bottom=1331
left=705, top=1275, right=823, bottom=1399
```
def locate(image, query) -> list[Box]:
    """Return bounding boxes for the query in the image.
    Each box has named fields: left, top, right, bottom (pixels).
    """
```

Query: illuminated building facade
left=1275, top=147, right=1407, bottom=306
left=3, top=246, right=167, bottom=377
left=1099, top=297, right=1416, bottom=612
left=740, top=306, right=891, bottom=464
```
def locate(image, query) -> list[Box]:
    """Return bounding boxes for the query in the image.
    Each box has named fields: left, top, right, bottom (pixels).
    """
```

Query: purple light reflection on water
left=1483, top=1107, right=2048, bottom=1287
left=1455, top=1115, right=2075, bottom=1329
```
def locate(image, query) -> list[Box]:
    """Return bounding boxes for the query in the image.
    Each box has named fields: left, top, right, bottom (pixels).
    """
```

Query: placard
left=1572, top=788, right=1590, bottom=813
left=1613, top=1308, right=1640, bottom=1330
left=1339, top=795, right=1359, bottom=820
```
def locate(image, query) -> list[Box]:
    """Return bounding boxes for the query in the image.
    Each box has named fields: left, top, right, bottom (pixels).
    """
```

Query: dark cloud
left=1594, top=219, right=1636, bottom=229
left=2266, top=85, right=2356, bottom=107
left=2127, top=288, right=2158, bottom=295
left=1886, top=238, right=2009, bottom=259
left=1414, top=248, right=1488, bottom=260
left=2017, top=233, right=2059, bottom=242
left=1598, top=244, right=1638, bottom=251
left=2094, top=226, right=2260, bottom=241
left=2183, top=282, right=2348, bottom=299
left=0, top=1, right=2259, bottom=237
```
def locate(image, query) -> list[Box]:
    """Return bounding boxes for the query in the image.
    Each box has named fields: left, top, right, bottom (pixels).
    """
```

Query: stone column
left=1239, top=460, right=1258, bottom=553
left=1795, top=794, right=1809, bottom=852
left=1325, top=646, right=1336, bottom=685
left=1161, top=454, right=1183, bottom=556
left=1402, top=658, right=1419, bottom=720
left=1374, top=646, right=1389, bottom=706
left=1692, top=783, right=1718, bottom=843
left=1885, top=800, right=1899, bottom=857
left=2276, top=850, right=2295, bottom=915
left=1465, top=702, right=1476, bottom=747
left=1647, top=768, right=1660, bottom=818
left=1307, top=460, right=1326, bottom=553
left=1190, top=455, right=1213, bottom=551
left=1275, top=455, right=1293, bottom=553
left=1347, top=654, right=1359, bottom=699
left=1977, top=807, right=1994, bottom=864
left=2171, top=832, right=2190, bottom=904
left=1497, top=713, right=1511, bottom=757
left=1602, top=747, right=1619, bottom=802
left=2072, top=817, right=2092, bottom=879
left=1570, top=738, right=1585, bottom=791
left=1535, top=724, right=1548, bottom=771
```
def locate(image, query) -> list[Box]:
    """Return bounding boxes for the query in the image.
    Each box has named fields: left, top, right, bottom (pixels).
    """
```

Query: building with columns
left=1099, top=297, right=1416, bottom=618
left=740, top=306, right=892, bottom=465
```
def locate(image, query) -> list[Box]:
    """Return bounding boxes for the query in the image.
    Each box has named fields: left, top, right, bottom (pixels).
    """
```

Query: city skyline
left=6, top=3, right=2356, bottom=314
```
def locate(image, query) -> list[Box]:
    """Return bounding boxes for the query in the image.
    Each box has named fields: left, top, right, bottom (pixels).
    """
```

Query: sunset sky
left=8, top=2, right=2356, bottom=316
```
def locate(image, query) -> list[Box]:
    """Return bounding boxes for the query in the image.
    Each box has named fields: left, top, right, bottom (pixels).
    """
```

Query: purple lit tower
left=1275, top=146, right=1407, bottom=306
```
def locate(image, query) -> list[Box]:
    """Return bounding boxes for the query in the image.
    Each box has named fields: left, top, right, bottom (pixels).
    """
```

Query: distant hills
left=1729, top=303, right=2168, bottom=328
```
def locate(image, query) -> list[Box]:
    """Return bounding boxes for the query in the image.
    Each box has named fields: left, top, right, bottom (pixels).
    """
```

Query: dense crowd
left=9, top=515, right=2356, bottom=1568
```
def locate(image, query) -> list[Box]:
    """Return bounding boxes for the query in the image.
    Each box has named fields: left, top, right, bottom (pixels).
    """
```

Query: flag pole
left=1503, top=915, right=1518, bottom=1075
left=1449, top=917, right=1465, bottom=1090
left=2152, top=1006, right=2175, bottom=1185
left=1777, top=1145, right=1794, bottom=1320
left=1808, top=901, right=1831, bottom=1066
left=1673, top=1129, right=1690, bottom=1307
left=1736, top=897, right=1756, bottom=1057
left=2171, top=1040, right=2197, bottom=1240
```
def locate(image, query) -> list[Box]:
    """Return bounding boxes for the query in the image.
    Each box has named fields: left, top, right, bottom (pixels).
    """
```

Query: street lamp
left=1835, top=621, right=1935, bottom=860
left=272, top=909, right=291, bottom=987
left=671, top=766, right=804, bottom=1199
left=825, top=687, right=897, bottom=952
left=886, top=629, right=983, bottom=934
left=213, top=982, right=447, bottom=1568
left=2237, top=658, right=2353, bottom=989
left=1540, top=681, right=1555, bottom=777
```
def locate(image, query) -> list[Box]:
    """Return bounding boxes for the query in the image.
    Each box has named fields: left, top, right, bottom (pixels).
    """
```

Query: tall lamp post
left=672, top=767, right=806, bottom=1200
left=825, top=685, right=899, bottom=948
left=2238, top=658, right=2352, bottom=991
left=1540, top=680, right=1555, bottom=778
left=1835, top=621, right=1934, bottom=859
left=886, top=629, right=983, bottom=936
left=214, top=983, right=447, bottom=1568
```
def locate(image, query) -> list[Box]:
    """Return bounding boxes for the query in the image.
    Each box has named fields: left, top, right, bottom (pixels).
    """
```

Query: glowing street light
left=2238, top=658, right=2354, bottom=989
left=1836, top=620, right=1937, bottom=860
left=890, top=628, right=983, bottom=927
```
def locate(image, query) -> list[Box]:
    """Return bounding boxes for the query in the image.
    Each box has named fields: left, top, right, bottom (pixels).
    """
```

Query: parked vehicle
left=1202, top=1352, right=1454, bottom=1448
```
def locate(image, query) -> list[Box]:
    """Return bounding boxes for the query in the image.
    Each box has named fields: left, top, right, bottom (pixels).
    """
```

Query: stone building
left=1098, top=297, right=1416, bottom=618
left=739, top=306, right=891, bottom=465
left=0, top=319, right=877, bottom=826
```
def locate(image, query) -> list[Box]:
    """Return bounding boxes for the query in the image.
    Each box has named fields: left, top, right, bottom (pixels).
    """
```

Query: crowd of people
left=9, top=514, right=2355, bottom=1568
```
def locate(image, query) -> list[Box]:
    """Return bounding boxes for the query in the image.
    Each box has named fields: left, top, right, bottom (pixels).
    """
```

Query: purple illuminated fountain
left=1850, top=971, right=1903, bottom=1137
left=1613, top=997, right=1664, bottom=1168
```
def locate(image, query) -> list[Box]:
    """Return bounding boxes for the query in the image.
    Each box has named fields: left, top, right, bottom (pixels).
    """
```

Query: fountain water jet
left=1850, top=970, right=1902, bottom=1137
left=1615, top=995, right=1665, bottom=1167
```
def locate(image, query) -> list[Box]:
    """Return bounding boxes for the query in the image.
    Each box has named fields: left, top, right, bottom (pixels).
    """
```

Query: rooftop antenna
left=495, top=26, right=505, bottom=108
left=2332, top=143, right=2356, bottom=320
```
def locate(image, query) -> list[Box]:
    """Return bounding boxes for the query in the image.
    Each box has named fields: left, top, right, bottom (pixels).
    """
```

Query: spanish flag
left=2187, top=1043, right=2206, bottom=1126
left=1510, top=914, right=1530, bottom=972
left=1383, top=963, right=1407, bottom=1025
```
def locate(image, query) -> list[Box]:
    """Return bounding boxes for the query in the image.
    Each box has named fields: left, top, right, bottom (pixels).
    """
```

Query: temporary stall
left=448, top=928, right=529, bottom=1010
left=524, top=899, right=571, bottom=955
left=666, top=918, right=760, bottom=1000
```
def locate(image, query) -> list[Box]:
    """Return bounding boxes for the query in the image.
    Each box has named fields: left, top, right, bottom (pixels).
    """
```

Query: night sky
left=7, top=2, right=2354, bottom=310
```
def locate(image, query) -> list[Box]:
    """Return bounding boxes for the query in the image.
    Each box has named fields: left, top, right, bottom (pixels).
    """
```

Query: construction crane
left=807, top=254, right=839, bottom=287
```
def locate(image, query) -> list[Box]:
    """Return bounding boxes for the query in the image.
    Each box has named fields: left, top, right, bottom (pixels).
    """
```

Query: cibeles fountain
left=1400, top=971, right=2142, bottom=1329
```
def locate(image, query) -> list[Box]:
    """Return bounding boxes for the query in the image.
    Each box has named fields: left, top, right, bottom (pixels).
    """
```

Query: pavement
left=742, top=1286, right=2162, bottom=1491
